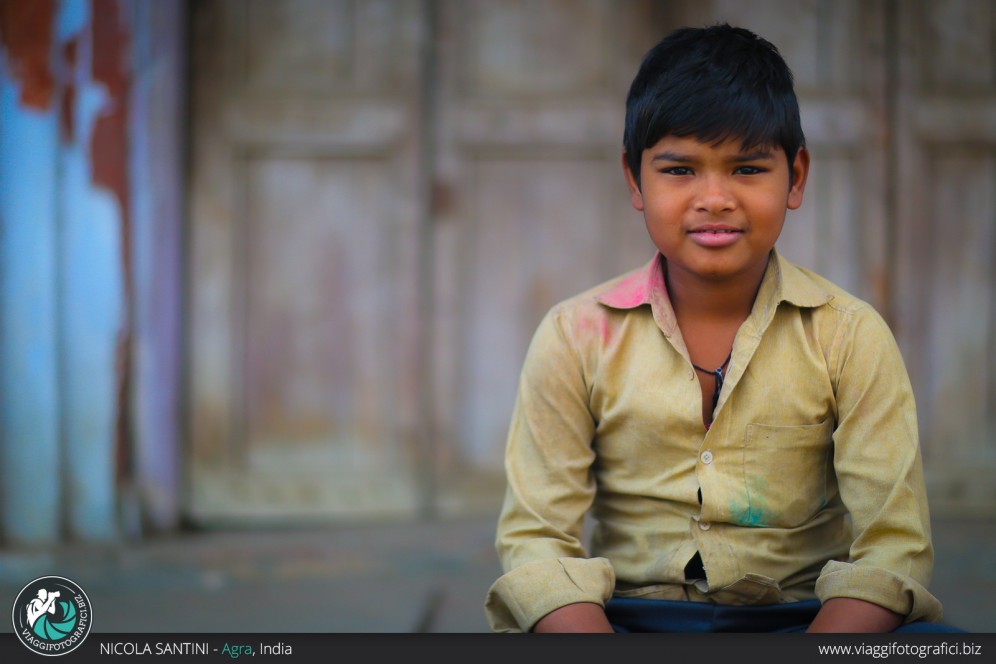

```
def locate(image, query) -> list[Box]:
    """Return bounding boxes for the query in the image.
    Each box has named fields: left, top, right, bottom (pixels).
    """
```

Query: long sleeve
left=484, top=307, right=615, bottom=632
left=814, top=304, right=943, bottom=623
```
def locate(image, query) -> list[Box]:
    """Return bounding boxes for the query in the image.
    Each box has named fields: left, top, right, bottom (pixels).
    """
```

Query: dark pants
left=605, top=598, right=965, bottom=633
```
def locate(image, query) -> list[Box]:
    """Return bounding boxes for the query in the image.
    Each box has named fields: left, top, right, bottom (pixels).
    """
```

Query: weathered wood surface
left=187, top=0, right=996, bottom=522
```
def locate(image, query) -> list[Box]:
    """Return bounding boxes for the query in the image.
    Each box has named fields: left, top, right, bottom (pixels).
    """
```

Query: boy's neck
left=664, top=257, right=769, bottom=323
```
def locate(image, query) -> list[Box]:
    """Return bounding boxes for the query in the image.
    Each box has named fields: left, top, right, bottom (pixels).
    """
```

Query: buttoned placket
left=655, top=314, right=721, bottom=582
left=649, top=259, right=789, bottom=592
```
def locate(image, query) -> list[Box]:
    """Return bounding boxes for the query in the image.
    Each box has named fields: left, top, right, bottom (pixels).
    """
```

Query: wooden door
left=187, top=0, right=427, bottom=523
left=429, top=0, right=664, bottom=513
left=894, top=0, right=996, bottom=516
left=187, top=0, right=669, bottom=522
left=187, top=1, right=993, bottom=523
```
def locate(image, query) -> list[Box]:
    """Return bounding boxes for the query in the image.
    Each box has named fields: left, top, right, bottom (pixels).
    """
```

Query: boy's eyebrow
left=650, top=149, right=777, bottom=163
left=731, top=150, right=776, bottom=162
left=650, top=151, right=695, bottom=163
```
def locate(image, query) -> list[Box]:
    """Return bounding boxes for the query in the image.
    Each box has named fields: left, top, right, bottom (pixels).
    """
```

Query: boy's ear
left=621, top=151, right=645, bottom=212
left=787, top=147, right=811, bottom=210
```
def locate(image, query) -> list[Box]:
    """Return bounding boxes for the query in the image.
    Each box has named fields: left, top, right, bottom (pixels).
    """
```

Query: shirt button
left=699, top=521, right=711, bottom=531
left=700, top=450, right=713, bottom=465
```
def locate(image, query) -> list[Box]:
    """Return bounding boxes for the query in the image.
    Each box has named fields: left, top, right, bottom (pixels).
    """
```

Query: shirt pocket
left=741, top=419, right=833, bottom=528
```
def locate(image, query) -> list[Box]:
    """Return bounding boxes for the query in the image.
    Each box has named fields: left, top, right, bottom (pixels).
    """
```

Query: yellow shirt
left=485, top=250, right=942, bottom=633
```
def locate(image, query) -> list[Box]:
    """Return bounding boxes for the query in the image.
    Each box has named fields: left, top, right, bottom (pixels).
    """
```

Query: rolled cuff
left=815, top=560, right=943, bottom=624
left=484, top=557, right=615, bottom=633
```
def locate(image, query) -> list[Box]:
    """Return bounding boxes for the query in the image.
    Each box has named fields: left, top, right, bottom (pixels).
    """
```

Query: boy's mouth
left=688, top=225, right=744, bottom=248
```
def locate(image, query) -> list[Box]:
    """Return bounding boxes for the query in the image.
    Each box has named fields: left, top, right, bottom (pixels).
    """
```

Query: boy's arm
left=813, top=305, right=943, bottom=628
left=533, top=603, right=615, bottom=633
left=485, top=307, right=615, bottom=633
left=806, top=598, right=903, bottom=633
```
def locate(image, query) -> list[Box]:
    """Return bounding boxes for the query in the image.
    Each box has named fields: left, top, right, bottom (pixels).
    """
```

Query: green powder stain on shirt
left=731, top=477, right=769, bottom=527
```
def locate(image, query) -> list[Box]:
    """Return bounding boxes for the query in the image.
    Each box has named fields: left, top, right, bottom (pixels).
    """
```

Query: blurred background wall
left=1, top=0, right=993, bottom=546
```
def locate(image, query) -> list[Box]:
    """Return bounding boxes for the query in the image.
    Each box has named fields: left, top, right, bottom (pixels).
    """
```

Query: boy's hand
left=806, top=598, right=904, bottom=633
left=532, top=603, right=615, bottom=633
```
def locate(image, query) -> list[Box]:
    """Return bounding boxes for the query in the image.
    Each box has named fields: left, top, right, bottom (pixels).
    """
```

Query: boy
left=484, top=24, right=953, bottom=633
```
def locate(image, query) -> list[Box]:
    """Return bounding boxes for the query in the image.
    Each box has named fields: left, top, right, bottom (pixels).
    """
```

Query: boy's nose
left=693, top=176, right=736, bottom=214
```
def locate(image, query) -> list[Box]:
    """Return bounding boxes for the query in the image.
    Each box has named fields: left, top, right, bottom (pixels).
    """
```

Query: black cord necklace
left=692, top=350, right=733, bottom=413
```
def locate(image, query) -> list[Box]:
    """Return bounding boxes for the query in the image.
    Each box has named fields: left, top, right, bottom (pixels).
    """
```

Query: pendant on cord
left=692, top=350, right=733, bottom=413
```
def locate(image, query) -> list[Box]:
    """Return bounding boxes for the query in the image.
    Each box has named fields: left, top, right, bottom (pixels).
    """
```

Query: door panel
left=243, top=157, right=398, bottom=470
left=457, top=157, right=635, bottom=467
left=895, top=0, right=996, bottom=515
left=188, top=0, right=423, bottom=522
left=429, top=0, right=661, bottom=514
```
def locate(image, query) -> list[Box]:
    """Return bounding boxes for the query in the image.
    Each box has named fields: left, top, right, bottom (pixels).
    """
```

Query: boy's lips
left=688, top=225, right=744, bottom=248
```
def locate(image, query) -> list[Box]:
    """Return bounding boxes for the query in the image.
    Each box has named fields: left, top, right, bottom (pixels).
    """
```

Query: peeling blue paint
left=56, top=0, right=87, bottom=40
left=0, top=55, right=63, bottom=544
left=2, top=0, right=186, bottom=545
left=58, top=0, right=124, bottom=541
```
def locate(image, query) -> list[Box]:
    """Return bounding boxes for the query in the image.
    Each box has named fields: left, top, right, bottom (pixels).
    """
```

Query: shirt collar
left=770, top=250, right=835, bottom=309
left=596, top=250, right=833, bottom=325
left=595, top=253, right=666, bottom=310
left=594, top=253, right=677, bottom=336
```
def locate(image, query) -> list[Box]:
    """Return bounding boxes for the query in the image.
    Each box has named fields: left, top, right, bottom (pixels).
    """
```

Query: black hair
left=623, top=24, right=805, bottom=187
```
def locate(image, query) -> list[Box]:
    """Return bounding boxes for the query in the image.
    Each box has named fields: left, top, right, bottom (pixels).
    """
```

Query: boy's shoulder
left=546, top=255, right=661, bottom=323
left=777, top=257, right=869, bottom=314
left=770, top=255, right=902, bottom=357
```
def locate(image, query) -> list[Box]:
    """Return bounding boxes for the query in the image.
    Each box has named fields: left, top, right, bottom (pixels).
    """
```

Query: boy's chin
left=666, top=252, right=772, bottom=282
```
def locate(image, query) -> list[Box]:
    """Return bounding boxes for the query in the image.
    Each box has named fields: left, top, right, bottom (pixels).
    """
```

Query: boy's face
left=623, top=135, right=809, bottom=288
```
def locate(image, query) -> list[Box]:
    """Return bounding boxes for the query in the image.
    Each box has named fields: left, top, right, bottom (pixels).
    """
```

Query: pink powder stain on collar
left=600, top=273, right=650, bottom=309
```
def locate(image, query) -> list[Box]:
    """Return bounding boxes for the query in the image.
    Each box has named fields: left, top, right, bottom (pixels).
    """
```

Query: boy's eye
left=661, top=166, right=693, bottom=176
left=734, top=165, right=765, bottom=175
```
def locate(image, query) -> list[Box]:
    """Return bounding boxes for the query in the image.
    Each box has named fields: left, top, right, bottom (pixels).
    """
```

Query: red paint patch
left=88, top=0, right=131, bottom=289
left=0, top=0, right=57, bottom=109
left=59, top=84, right=76, bottom=140
left=88, top=0, right=133, bottom=486
left=59, top=37, right=78, bottom=140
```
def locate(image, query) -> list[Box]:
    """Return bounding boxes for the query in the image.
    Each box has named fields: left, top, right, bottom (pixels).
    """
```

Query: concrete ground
left=0, top=516, right=993, bottom=633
